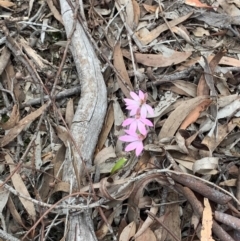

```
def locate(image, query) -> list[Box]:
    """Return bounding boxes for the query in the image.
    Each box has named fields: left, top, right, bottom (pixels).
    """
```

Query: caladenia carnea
left=119, top=90, right=154, bottom=156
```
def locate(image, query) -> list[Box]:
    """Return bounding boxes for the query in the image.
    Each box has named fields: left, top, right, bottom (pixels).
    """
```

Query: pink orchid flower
left=122, top=109, right=153, bottom=135
left=124, top=90, right=154, bottom=118
left=119, top=129, right=146, bottom=156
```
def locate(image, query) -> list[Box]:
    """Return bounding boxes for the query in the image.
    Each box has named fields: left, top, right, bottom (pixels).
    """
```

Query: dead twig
left=170, top=173, right=231, bottom=205
left=23, top=86, right=81, bottom=107
left=215, top=211, right=240, bottom=231
left=175, top=184, right=235, bottom=241
left=0, top=229, right=20, bottom=241
left=0, top=86, right=81, bottom=115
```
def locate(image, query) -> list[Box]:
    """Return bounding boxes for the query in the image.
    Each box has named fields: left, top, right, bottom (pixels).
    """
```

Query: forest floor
left=0, top=0, right=240, bottom=240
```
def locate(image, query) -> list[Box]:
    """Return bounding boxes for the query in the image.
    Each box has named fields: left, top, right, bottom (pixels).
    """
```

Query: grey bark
left=60, top=0, right=107, bottom=240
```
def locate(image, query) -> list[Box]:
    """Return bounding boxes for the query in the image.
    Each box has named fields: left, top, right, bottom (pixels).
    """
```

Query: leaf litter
left=0, top=0, right=240, bottom=240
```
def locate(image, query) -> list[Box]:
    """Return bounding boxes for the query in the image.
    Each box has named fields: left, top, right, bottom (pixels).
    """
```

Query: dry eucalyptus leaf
left=5, top=153, right=36, bottom=221
left=142, top=3, right=158, bottom=13
left=52, top=181, right=70, bottom=195
left=219, top=132, right=240, bottom=147
left=0, top=0, right=15, bottom=8
left=116, top=0, right=134, bottom=29
left=172, top=26, right=192, bottom=44
left=38, top=165, right=55, bottom=202
left=185, top=0, right=212, bottom=8
left=7, top=197, right=27, bottom=229
left=132, top=0, right=140, bottom=29
left=180, top=99, right=212, bottom=130
left=55, top=125, right=70, bottom=147
left=219, top=179, right=237, bottom=186
left=202, top=118, right=238, bottom=155
left=94, top=146, right=116, bottom=165
left=134, top=201, right=158, bottom=239
left=175, top=131, right=189, bottom=154
left=0, top=104, right=19, bottom=130
left=19, top=38, right=49, bottom=70
left=46, top=0, right=63, bottom=24
left=135, top=12, right=193, bottom=45
left=96, top=208, right=119, bottom=239
left=195, top=11, right=240, bottom=27
left=228, top=0, right=240, bottom=7
left=218, top=98, right=240, bottom=119
left=94, top=7, right=111, bottom=15
left=209, top=55, right=240, bottom=67
left=113, top=42, right=133, bottom=98
left=53, top=144, right=66, bottom=178
left=216, top=78, right=231, bottom=96
left=201, top=198, right=214, bottom=241
left=135, top=227, right=156, bottom=241
left=217, top=94, right=238, bottom=108
left=0, top=103, right=48, bottom=147
left=113, top=98, right=125, bottom=133
left=122, top=48, right=192, bottom=68
left=184, top=55, right=240, bottom=68
left=161, top=80, right=197, bottom=97
left=0, top=187, right=9, bottom=213
left=192, top=27, right=210, bottom=37
left=164, top=191, right=181, bottom=241
left=159, top=96, right=210, bottom=139
left=217, top=0, right=240, bottom=16
left=171, top=80, right=197, bottom=97
left=65, top=98, right=74, bottom=127
left=119, top=221, right=136, bottom=241
left=175, top=159, right=194, bottom=171
left=97, top=102, right=114, bottom=150
left=0, top=47, right=11, bottom=75
left=192, top=157, right=219, bottom=174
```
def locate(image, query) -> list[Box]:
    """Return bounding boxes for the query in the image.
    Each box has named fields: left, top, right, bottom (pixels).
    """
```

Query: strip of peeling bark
left=60, top=0, right=107, bottom=240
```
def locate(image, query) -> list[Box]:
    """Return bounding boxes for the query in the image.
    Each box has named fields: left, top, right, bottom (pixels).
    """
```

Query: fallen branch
left=59, top=0, right=107, bottom=240
left=175, top=184, right=235, bottom=241
left=22, top=86, right=81, bottom=107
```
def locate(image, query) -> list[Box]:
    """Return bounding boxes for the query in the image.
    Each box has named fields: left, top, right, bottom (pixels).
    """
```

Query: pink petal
left=130, top=92, right=140, bottom=102
left=125, top=129, right=138, bottom=137
left=140, top=106, right=147, bottom=119
left=122, top=118, right=134, bottom=126
left=129, top=108, right=138, bottom=116
left=138, top=90, right=145, bottom=100
left=124, top=99, right=139, bottom=107
left=135, top=142, right=144, bottom=156
left=119, top=135, right=138, bottom=142
left=129, top=121, right=137, bottom=133
left=126, top=105, right=138, bottom=111
left=146, top=104, right=154, bottom=116
left=140, top=118, right=153, bottom=127
left=137, top=121, right=147, bottom=135
left=125, top=141, right=139, bottom=152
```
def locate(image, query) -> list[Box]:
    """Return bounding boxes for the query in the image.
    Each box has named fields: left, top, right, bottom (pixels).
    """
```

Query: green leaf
left=110, top=157, right=127, bottom=174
